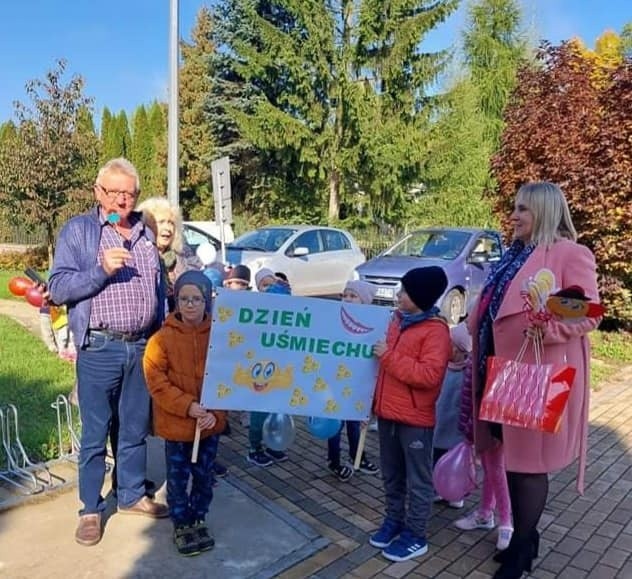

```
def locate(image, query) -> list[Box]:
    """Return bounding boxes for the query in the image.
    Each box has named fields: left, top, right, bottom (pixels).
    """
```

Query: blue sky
left=1, top=1, right=629, bottom=123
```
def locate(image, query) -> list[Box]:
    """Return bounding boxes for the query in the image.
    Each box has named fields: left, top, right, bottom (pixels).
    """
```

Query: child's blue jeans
left=165, top=435, right=219, bottom=527
left=328, top=420, right=361, bottom=466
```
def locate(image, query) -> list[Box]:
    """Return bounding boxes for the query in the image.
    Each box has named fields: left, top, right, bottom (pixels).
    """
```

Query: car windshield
left=230, top=228, right=296, bottom=252
left=387, top=230, right=471, bottom=260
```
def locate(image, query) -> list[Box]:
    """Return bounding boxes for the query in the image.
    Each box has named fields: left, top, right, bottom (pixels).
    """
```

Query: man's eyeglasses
left=95, top=183, right=137, bottom=201
left=178, top=296, right=205, bottom=306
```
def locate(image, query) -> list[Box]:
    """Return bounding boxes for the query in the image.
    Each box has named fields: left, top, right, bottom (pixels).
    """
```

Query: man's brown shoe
left=118, top=496, right=169, bottom=518
left=75, top=514, right=102, bottom=546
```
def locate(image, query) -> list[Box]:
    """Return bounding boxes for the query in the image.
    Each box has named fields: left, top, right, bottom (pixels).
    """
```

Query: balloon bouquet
left=7, top=275, right=44, bottom=307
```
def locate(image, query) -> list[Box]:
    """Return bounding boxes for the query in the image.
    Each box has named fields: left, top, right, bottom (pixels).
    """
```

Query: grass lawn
left=0, top=316, right=76, bottom=461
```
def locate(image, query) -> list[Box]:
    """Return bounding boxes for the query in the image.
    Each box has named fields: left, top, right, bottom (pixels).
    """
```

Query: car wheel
left=441, top=289, right=464, bottom=326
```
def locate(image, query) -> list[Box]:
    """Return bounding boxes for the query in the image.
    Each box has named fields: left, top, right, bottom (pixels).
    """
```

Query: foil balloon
left=306, top=416, right=342, bottom=440
left=432, top=441, right=478, bottom=502
left=8, top=276, right=32, bottom=297
left=262, top=413, right=296, bottom=451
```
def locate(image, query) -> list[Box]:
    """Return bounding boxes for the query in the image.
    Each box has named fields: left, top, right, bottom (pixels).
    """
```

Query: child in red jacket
left=370, top=266, right=451, bottom=563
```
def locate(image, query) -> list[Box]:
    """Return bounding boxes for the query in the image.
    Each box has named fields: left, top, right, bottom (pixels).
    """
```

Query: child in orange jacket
left=144, top=271, right=227, bottom=557
left=370, top=266, right=451, bottom=563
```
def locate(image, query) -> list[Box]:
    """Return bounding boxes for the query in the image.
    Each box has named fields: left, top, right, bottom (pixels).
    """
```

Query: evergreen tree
left=462, top=0, right=527, bottom=147
left=420, top=77, right=496, bottom=227
left=99, top=107, right=120, bottom=163
left=131, top=105, right=155, bottom=192
left=180, top=6, right=216, bottom=219
left=116, top=111, right=132, bottom=159
left=211, top=0, right=458, bottom=223
left=146, top=101, right=168, bottom=195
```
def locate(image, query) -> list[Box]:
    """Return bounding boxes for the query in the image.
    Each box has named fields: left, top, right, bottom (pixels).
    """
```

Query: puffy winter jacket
left=143, top=312, right=227, bottom=441
left=373, top=313, right=451, bottom=427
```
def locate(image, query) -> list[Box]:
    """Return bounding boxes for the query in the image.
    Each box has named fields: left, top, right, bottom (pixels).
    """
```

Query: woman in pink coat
left=468, top=182, right=600, bottom=579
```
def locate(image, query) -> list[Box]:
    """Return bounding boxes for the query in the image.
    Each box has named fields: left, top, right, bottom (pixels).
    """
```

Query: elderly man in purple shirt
left=49, top=158, right=168, bottom=546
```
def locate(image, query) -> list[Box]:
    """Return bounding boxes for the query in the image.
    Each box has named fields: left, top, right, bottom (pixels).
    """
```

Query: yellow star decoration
left=217, top=307, right=233, bottom=322
left=302, top=355, right=320, bottom=373
left=355, top=401, right=365, bottom=412
left=342, top=386, right=352, bottom=398
left=217, top=384, right=232, bottom=398
left=290, top=388, right=308, bottom=407
left=313, top=377, right=328, bottom=392
left=324, top=399, right=339, bottom=414
left=228, top=331, right=245, bottom=347
left=336, top=364, right=352, bottom=380
left=246, top=350, right=255, bottom=359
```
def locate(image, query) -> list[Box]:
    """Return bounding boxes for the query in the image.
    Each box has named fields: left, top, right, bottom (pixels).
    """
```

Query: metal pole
left=167, top=0, right=179, bottom=206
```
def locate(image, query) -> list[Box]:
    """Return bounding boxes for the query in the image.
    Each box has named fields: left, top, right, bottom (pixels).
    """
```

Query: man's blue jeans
left=76, top=332, right=150, bottom=514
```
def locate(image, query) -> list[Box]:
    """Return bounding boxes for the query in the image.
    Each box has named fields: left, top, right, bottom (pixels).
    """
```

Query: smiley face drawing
left=233, top=360, right=294, bottom=393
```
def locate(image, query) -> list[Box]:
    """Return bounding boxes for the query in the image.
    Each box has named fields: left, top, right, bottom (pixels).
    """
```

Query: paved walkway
left=0, top=298, right=631, bottom=578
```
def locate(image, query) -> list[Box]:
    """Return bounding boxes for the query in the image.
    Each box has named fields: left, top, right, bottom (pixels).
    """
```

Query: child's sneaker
left=368, top=419, right=378, bottom=432
left=382, top=529, right=428, bottom=562
left=356, top=456, right=379, bottom=475
left=247, top=449, right=273, bottom=467
left=496, top=526, right=513, bottom=550
left=192, top=520, right=215, bottom=551
left=173, top=525, right=200, bottom=557
left=266, top=448, right=288, bottom=462
left=213, top=462, right=228, bottom=478
left=455, top=511, right=495, bottom=531
left=329, top=462, right=353, bottom=482
left=369, top=518, right=404, bottom=548
left=448, top=499, right=464, bottom=509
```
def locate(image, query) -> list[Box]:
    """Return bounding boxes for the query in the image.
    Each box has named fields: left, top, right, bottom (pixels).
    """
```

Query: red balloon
left=25, top=286, right=44, bottom=308
left=8, top=276, right=33, bottom=297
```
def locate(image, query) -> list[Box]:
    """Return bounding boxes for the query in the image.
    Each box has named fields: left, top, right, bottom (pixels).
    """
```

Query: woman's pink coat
left=468, top=240, right=600, bottom=493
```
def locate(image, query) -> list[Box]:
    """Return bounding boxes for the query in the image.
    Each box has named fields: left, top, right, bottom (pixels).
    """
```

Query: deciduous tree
left=0, top=60, right=98, bottom=264
left=492, top=43, right=632, bottom=325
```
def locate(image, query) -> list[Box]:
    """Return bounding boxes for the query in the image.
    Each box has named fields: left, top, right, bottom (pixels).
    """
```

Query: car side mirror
left=468, top=253, right=487, bottom=265
left=292, top=246, right=309, bottom=257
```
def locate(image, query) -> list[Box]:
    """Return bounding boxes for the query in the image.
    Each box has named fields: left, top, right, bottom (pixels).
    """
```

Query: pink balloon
left=25, top=286, right=44, bottom=308
left=433, top=441, right=478, bottom=502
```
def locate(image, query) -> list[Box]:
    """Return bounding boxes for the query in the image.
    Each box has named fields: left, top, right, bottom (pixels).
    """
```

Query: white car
left=227, top=225, right=366, bottom=296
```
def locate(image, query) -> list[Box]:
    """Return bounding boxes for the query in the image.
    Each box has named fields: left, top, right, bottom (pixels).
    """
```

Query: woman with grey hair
left=136, top=197, right=201, bottom=311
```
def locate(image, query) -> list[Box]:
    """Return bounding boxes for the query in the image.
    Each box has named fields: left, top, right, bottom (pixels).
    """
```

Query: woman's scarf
left=476, top=240, right=535, bottom=393
left=400, top=306, right=440, bottom=330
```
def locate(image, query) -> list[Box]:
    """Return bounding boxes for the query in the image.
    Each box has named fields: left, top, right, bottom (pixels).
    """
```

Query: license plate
left=375, top=287, right=395, bottom=299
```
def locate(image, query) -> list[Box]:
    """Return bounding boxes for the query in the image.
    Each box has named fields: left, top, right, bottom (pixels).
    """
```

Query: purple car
left=354, top=227, right=504, bottom=325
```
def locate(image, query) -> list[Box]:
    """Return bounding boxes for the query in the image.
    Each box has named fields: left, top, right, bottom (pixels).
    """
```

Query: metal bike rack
left=0, top=405, right=45, bottom=495
left=51, top=394, right=81, bottom=463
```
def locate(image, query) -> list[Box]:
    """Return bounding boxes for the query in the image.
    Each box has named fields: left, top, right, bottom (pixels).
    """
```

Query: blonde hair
left=136, top=196, right=184, bottom=253
left=515, top=182, right=577, bottom=247
left=96, top=158, right=140, bottom=193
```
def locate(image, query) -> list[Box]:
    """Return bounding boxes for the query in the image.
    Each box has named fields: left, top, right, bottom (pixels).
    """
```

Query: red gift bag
left=479, top=335, right=576, bottom=433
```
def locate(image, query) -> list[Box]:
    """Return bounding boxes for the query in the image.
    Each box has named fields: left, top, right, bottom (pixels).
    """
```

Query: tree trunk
left=47, top=222, right=55, bottom=269
left=328, top=170, right=340, bottom=223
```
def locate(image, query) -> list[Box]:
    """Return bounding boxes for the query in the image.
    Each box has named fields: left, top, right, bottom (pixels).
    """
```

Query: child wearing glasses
left=144, top=271, right=227, bottom=557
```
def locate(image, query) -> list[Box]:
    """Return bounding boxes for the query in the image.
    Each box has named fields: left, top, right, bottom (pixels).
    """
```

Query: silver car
left=226, top=225, right=366, bottom=296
